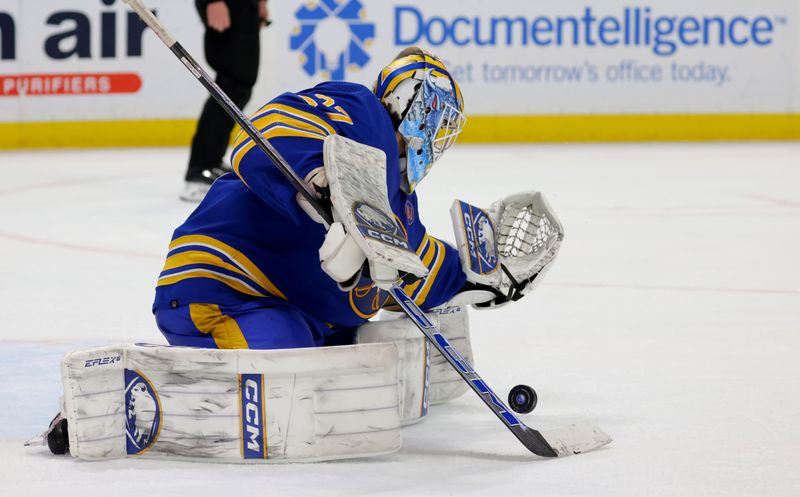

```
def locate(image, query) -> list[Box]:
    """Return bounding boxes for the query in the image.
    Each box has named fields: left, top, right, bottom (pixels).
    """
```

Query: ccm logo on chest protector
left=239, top=374, right=267, bottom=459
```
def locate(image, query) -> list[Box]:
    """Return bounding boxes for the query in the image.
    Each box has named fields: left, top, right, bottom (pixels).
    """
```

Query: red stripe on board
left=0, top=73, right=142, bottom=97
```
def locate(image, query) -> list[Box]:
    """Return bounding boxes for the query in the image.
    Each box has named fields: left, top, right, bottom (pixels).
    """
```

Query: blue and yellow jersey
left=154, top=81, right=466, bottom=328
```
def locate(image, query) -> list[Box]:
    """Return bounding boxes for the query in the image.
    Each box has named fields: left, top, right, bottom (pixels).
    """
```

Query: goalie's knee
left=356, top=305, right=473, bottom=425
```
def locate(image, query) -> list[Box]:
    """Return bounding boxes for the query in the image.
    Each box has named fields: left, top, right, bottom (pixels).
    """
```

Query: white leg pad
left=356, top=305, right=473, bottom=425
left=60, top=343, right=402, bottom=463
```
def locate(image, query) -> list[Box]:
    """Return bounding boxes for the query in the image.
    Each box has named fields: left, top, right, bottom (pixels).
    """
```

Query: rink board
left=1, top=0, right=799, bottom=146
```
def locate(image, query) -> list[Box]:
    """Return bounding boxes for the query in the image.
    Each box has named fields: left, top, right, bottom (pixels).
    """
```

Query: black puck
left=46, top=416, right=69, bottom=455
left=508, top=384, right=538, bottom=414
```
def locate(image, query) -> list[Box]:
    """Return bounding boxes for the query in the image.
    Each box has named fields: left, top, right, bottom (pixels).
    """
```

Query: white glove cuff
left=320, top=222, right=366, bottom=283
left=297, top=167, right=329, bottom=226
left=369, top=262, right=399, bottom=290
left=297, top=193, right=327, bottom=226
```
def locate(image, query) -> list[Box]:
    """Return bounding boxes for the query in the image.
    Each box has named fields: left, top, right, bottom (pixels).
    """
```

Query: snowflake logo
left=290, top=0, right=376, bottom=80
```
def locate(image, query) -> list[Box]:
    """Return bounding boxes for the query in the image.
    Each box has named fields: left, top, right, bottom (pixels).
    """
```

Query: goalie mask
left=374, top=47, right=466, bottom=193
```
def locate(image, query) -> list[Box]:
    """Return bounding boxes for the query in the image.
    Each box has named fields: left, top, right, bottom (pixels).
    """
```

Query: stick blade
left=538, top=422, right=612, bottom=457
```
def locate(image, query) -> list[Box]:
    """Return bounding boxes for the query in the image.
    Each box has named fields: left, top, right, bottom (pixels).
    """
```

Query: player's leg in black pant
left=183, top=0, right=261, bottom=201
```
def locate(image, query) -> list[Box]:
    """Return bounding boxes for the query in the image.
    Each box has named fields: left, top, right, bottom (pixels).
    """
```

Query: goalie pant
left=54, top=306, right=472, bottom=462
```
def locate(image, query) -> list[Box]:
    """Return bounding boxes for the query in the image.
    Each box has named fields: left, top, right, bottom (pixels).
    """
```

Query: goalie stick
left=123, top=0, right=610, bottom=458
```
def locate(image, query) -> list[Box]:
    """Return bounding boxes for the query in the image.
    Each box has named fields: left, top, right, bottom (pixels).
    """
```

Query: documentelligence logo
left=290, top=0, right=376, bottom=79
left=395, top=6, right=787, bottom=56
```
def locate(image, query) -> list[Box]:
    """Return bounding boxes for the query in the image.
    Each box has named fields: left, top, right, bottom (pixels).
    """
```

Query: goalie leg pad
left=356, top=305, right=473, bottom=425
left=61, top=343, right=401, bottom=463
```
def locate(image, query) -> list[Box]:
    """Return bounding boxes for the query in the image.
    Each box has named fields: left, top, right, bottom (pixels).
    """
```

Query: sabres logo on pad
left=353, top=201, right=410, bottom=251
left=125, top=369, right=162, bottom=455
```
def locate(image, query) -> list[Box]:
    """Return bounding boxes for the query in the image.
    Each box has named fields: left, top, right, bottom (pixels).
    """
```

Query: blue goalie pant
left=154, top=297, right=357, bottom=350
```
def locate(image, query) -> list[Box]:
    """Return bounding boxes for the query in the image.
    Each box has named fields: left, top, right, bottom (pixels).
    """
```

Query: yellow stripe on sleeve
left=381, top=234, right=443, bottom=311
left=416, top=234, right=430, bottom=256
left=326, top=108, right=353, bottom=125
left=169, top=235, right=286, bottom=299
left=396, top=234, right=432, bottom=298
left=161, top=250, right=269, bottom=293
left=232, top=111, right=329, bottom=151
left=402, top=281, right=422, bottom=300
left=232, top=101, right=334, bottom=147
left=189, top=303, right=250, bottom=349
left=231, top=127, right=328, bottom=176
left=229, top=102, right=337, bottom=179
left=250, top=113, right=328, bottom=141
left=158, top=269, right=267, bottom=298
left=415, top=239, right=446, bottom=305
left=234, top=125, right=327, bottom=151
left=231, top=131, right=314, bottom=181
left=400, top=238, right=435, bottom=302
left=232, top=127, right=245, bottom=148
left=259, top=104, right=336, bottom=135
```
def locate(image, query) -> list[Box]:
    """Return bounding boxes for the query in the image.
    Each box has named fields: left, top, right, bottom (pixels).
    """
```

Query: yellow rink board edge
left=1, top=114, right=799, bottom=149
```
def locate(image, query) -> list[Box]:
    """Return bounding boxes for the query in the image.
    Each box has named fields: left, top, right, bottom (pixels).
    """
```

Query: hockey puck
left=46, top=416, right=69, bottom=455
left=508, top=384, right=537, bottom=414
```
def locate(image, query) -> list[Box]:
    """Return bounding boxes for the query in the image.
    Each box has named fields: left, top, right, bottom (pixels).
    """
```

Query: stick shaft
left=387, top=286, right=559, bottom=457
left=123, top=0, right=333, bottom=225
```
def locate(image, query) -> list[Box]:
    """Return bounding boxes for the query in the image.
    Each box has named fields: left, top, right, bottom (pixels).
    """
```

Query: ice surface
left=0, top=143, right=799, bottom=496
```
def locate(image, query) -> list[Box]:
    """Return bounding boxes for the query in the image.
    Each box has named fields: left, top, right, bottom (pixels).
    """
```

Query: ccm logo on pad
left=240, top=374, right=267, bottom=459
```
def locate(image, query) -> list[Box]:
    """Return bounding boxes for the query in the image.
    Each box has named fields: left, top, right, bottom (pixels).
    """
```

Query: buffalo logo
left=355, top=203, right=397, bottom=233
left=124, top=369, right=162, bottom=455
left=290, top=0, right=376, bottom=80
left=353, top=202, right=410, bottom=250
left=476, top=215, right=497, bottom=267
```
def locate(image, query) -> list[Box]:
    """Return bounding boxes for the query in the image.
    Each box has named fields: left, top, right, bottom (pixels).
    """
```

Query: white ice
left=0, top=142, right=798, bottom=496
